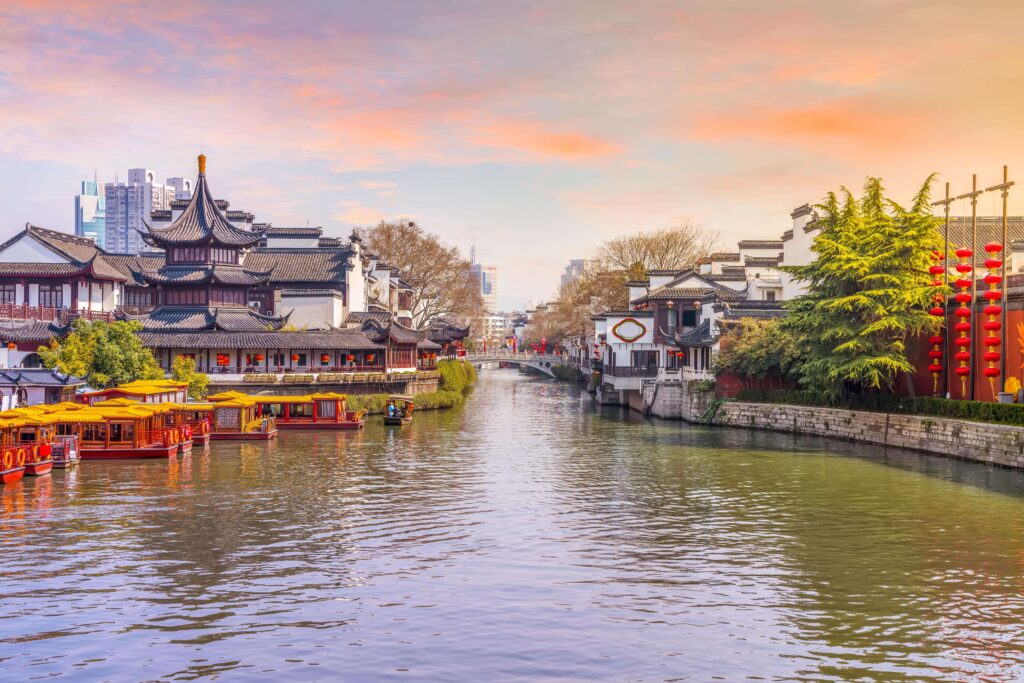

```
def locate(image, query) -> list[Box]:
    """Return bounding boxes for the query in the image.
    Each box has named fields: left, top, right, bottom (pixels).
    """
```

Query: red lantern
left=5, top=342, right=14, bottom=350
left=952, top=249, right=972, bottom=395
left=367, top=354, right=375, bottom=363
left=346, top=354, right=355, bottom=362
left=255, top=354, right=265, bottom=362
left=321, top=354, right=330, bottom=364
left=982, top=242, right=1003, bottom=395
left=291, top=354, right=300, bottom=362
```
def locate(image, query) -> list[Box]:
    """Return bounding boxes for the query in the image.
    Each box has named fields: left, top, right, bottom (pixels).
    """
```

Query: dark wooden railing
left=0, top=304, right=115, bottom=323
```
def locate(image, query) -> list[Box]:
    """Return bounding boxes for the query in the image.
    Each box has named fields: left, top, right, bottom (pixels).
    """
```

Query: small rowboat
left=384, top=395, right=414, bottom=426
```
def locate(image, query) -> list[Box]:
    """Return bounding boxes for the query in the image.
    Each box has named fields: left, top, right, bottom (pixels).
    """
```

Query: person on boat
left=387, top=403, right=395, bottom=417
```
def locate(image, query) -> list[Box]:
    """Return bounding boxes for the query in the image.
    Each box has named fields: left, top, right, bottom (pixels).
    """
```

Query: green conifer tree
left=781, top=176, right=943, bottom=398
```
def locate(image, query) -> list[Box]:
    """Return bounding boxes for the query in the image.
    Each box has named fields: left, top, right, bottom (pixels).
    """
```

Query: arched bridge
left=465, top=352, right=563, bottom=378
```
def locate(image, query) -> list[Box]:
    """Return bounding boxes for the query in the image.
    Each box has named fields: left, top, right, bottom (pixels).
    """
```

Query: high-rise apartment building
left=74, top=177, right=106, bottom=245
left=104, top=168, right=189, bottom=254
left=560, top=258, right=592, bottom=290
left=469, top=245, right=498, bottom=313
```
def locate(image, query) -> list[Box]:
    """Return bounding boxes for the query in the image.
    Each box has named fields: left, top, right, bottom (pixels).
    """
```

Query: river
left=2, top=370, right=1024, bottom=681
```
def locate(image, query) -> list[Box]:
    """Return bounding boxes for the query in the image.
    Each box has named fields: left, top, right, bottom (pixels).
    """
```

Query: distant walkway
left=465, top=352, right=564, bottom=378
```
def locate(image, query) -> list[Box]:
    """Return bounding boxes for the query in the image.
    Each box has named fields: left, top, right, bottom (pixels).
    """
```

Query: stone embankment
left=714, top=401, right=1024, bottom=469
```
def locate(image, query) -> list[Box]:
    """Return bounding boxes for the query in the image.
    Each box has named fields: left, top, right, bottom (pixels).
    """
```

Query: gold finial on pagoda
left=198, top=153, right=207, bottom=175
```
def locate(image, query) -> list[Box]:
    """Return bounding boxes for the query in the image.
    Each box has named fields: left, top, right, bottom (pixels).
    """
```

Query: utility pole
left=931, top=182, right=955, bottom=399
left=956, top=175, right=984, bottom=401
left=985, top=165, right=1014, bottom=390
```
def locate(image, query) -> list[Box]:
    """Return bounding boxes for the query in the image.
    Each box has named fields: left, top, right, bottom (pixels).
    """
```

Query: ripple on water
left=2, top=370, right=1024, bottom=681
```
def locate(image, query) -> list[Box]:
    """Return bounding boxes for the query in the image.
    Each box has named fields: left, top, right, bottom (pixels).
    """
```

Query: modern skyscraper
left=469, top=246, right=498, bottom=314
left=103, top=169, right=183, bottom=254
left=74, top=176, right=106, bottom=245
left=560, top=258, right=592, bottom=290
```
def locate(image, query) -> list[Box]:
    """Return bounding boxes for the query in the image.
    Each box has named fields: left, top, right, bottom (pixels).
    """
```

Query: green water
left=2, top=370, right=1023, bottom=681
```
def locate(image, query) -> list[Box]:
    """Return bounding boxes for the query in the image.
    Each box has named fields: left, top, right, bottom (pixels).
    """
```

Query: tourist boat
left=251, top=393, right=365, bottom=430
left=170, top=403, right=213, bottom=445
left=384, top=395, right=415, bottom=426
left=207, top=396, right=278, bottom=440
left=48, top=400, right=187, bottom=459
left=51, top=434, right=80, bottom=468
left=0, top=420, right=26, bottom=485
left=81, top=379, right=189, bottom=406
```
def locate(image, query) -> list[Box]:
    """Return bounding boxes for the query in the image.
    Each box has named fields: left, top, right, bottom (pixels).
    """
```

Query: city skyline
left=2, top=0, right=1024, bottom=310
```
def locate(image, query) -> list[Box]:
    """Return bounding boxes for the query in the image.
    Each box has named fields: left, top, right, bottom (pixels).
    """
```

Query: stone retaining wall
left=712, top=401, right=1024, bottom=468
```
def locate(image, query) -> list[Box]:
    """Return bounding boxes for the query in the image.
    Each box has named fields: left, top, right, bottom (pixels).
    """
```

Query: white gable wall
left=0, top=234, right=67, bottom=263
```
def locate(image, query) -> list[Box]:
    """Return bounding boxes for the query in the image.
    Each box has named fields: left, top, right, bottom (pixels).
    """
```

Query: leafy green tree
left=38, top=319, right=164, bottom=388
left=781, top=176, right=943, bottom=398
left=171, top=355, right=209, bottom=400
left=714, top=318, right=803, bottom=384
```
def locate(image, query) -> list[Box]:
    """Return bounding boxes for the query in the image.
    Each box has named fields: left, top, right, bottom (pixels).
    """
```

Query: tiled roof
left=124, top=306, right=287, bottom=332
left=346, top=311, right=393, bottom=324
left=363, top=319, right=422, bottom=344
left=710, top=252, right=740, bottom=262
left=738, top=240, right=784, bottom=249
left=744, top=256, right=780, bottom=266
left=942, top=217, right=1024, bottom=254
left=0, top=369, right=84, bottom=386
left=267, top=227, right=323, bottom=237
left=646, top=269, right=684, bottom=277
left=280, top=289, right=343, bottom=297
left=103, top=254, right=164, bottom=286
left=667, top=319, right=719, bottom=349
left=717, top=300, right=787, bottom=319
left=138, top=330, right=382, bottom=350
left=0, top=320, right=65, bottom=341
left=318, top=237, right=342, bottom=247
left=245, top=248, right=350, bottom=285
left=0, top=263, right=85, bottom=275
left=417, top=339, right=443, bottom=349
left=139, top=264, right=271, bottom=287
left=707, top=274, right=748, bottom=282
left=0, top=225, right=128, bottom=281
left=142, top=171, right=263, bottom=248
left=594, top=310, right=655, bottom=318
left=428, top=319, right=470, bottom=343
left=641, top=287, right=723, bottom=300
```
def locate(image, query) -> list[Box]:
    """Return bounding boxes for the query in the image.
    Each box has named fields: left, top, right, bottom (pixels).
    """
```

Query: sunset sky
left=1, top=0, right=1023, bottom=309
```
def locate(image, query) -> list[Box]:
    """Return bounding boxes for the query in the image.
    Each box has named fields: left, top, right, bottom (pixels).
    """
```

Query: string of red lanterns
left=953, top=247, right=973, bottom=395
left=927, top=251, right=946, bottom=395
left=982, top=241, right=1004, bottom=393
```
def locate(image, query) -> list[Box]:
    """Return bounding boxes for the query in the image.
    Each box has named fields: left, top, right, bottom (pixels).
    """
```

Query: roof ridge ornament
left=198, top=153, right=207, bottom=175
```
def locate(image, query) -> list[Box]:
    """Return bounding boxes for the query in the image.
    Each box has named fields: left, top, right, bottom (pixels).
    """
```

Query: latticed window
left=39, top=284, right=63, bottom=308
left=0, top=284, right=16, bottom=304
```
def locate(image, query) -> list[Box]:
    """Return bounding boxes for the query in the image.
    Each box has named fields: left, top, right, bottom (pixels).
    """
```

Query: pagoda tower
left=126, top=154, right=287, bottom=332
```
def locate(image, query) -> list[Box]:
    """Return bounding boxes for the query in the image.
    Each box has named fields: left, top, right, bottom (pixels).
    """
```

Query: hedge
left=348, top=360, right=477, bottom=416
left=735, top=389, right=1024, bottom=427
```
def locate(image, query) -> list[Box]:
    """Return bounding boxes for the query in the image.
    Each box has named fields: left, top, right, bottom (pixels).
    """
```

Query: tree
left=713, top=318, right=804, bottom=385
left=38, top=319, right=164, bottom=388
left=780, top=176, right=943, bottom=398
left=598, top=221, right=719, bottom=280
left=360, top=220, right=484, bottom=327
left=171, top=355, right=209, bottom=400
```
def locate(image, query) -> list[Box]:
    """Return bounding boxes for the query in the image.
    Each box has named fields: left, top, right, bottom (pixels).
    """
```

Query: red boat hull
left=1, top=467, right=25, bottom=485
left=179, top=440, right=193, bottom=454
left=210, top=430, right=278, bottom=441
left=276, top=421, right=364, bottom=430
left=191, top=433, right=211, bottom=445
left=80, top=444, right=178, bottom=459
left=24, top=459, right=53, bottom=476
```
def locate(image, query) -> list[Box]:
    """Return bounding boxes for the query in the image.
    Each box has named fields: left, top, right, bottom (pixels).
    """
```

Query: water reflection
left=1, top=371, right=1024, bottom=680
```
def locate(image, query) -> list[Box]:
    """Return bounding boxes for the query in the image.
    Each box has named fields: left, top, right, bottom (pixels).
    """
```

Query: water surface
left=3, top=371, right=1024, bottom=681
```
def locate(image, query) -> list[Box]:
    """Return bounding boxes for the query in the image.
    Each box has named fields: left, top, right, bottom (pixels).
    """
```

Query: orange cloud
left=469, top=121, right=620, bottom=161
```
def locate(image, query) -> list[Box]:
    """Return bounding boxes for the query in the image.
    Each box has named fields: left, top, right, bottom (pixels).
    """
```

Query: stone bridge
left=465, top=352, right=563, bottom=378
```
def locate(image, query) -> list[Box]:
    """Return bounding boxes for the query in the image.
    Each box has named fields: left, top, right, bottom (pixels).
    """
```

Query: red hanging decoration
left=927, top=251, right=946, bottom=394
left=982, top=241, right=1004, bottom=393
left=953, top=247, right=973, bottom=395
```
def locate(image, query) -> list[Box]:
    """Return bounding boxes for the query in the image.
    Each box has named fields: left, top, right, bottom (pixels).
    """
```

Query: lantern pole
left=932, top=182, right=956, bottom=398
left=956, top=175, right=984, bottom=401
left=985, top=165, right=1014, bottom=387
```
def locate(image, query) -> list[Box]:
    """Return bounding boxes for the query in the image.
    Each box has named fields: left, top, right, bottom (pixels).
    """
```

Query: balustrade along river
left=3, top=370, right=1024, bottom=681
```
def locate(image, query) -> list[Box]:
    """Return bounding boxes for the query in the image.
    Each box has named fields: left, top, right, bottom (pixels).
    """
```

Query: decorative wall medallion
left=612, top=318, right=647, bottom=343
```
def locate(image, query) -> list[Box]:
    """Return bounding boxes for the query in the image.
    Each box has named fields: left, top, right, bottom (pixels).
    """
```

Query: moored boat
left=0, top=444, right=25, bottom=485
left=251, top=393, right=365, bottom=430
left=47, top=399, right=186, bottom=460
left=24, top=443, right=53, bottom=476
left=207, top=396, right=277, bottom=440
left=384, top=395, right=415, bottom=426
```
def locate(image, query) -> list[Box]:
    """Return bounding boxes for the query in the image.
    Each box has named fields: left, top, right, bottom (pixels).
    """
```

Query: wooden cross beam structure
left=985, top=165, right=1015, bottom=387
left=931, top=182, right=956, bottom=398
left=955, top=174, right=985, bottom=401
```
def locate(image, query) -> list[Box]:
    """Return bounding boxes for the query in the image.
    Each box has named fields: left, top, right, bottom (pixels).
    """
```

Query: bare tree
left=597, top=221, right=719, bottom=279
left=361, top=220, right=484, bottom=328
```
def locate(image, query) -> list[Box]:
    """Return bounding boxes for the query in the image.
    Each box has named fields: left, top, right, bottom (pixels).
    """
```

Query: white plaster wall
left=280, top=296, right=340, bottom=330
left=0, top=234, right=66, bottom=263
left=28, top=284, right=38, bottom=306
left=15, top=284, right=24, bottom=304
left=62, top=283, right=72, bottom=306
left=347, top=253, right=367, bottom=314
left=102, top=282, right=116, bottom=310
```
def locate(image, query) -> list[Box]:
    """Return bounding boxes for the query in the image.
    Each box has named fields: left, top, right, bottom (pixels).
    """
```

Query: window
left=290, top=403, right=313, bottom=418
left=165, top=288, right=208, bottom=305
left=631, top=350, right=659, bottom=369
left=124, top=289, right=152, bottom=307
left=211, top=248, right=238, bottom=264
left=39, top=284, right=63, bottom=308
left=0, top=284, right=16, bottom=304
left=211, top=288, right=245, bottom=306
left=766, top=291, right=776, bottom=301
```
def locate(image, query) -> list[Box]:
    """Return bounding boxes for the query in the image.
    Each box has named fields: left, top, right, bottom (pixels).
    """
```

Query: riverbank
left=347, top=359, right=476, bottom=415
